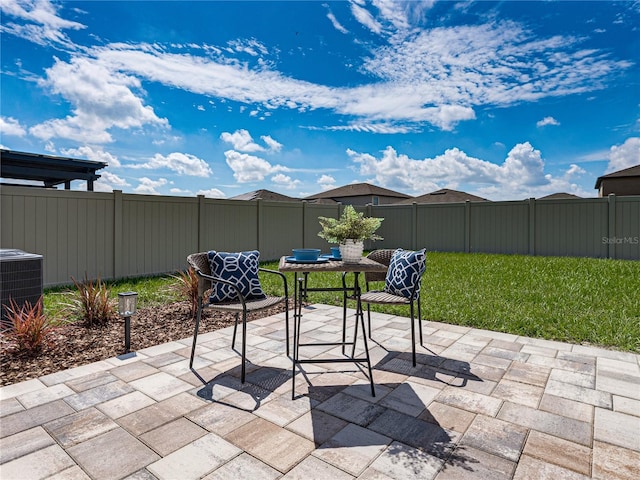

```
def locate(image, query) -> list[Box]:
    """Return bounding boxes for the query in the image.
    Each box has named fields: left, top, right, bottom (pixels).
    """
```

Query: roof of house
left=595, top=164, right=640, bottom=189
left=537, top=192, right=582, bottom=200
left=395, top=188, right=488, bottom=204
left=0, top=148, right=107, bottom=191
left=229, top=189, right=299, bottom=202
left=303, top=182, right=411, bottom=201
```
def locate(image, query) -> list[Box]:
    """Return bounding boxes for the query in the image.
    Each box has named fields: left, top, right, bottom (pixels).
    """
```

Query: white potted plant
left=318, top=205, right=384, bottom=262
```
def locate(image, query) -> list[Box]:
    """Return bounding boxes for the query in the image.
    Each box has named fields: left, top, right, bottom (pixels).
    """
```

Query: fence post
left=608, top=194, right=616, bottom=259
left=302, top=200, right=308, bottom=248
left=412, top=202, right=418, bottom=250
left=529, top=198, right=536, bottom=256
left=464, top=200, right=471, bottom=253
left=197, top=195, right=205, bottom=253
left=113, top=190, right=123, bottom=279
left=257, top=199, right=264, bottom=252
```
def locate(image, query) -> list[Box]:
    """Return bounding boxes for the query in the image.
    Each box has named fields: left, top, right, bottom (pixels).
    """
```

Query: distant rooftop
left=304, top=182, right=411, bottom=201
left=395, top=188, right=488, bottom=204
left=229, top=189, right=299, bottom=202
left=595, top=164, right=640, bottom=189
left=0, top=149, right=107, bottom=191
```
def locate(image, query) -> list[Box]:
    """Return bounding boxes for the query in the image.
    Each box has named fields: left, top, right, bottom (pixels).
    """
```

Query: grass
left=43, top=253, right=639, bottom=352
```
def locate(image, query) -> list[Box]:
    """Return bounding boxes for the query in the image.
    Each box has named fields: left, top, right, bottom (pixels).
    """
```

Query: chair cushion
left=384, top=248, right=427, bottom=300
left=207, top=250, right=266, bottom=303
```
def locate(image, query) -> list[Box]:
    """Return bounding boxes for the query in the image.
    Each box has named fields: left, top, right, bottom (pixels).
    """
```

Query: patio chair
left=187, top=251, right=289, bottom=383
left=359, top=248, right=426, bottom=366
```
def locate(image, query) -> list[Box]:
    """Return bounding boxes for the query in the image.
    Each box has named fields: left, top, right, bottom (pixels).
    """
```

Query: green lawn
left=44, top=252, right=640, bottom=352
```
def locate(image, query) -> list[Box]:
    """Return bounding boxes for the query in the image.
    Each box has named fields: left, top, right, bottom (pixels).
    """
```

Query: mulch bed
left=0, top=300, right=289, bottom=387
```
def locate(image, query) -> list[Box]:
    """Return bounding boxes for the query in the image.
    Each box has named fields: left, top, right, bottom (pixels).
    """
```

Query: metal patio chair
left=358, top=248, right=425, bottom=366
left=187, top=252, right=289, bottom=383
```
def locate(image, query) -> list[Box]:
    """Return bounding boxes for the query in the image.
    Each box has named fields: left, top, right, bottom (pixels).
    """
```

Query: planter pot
left=339, top=239, right=364, bottom=263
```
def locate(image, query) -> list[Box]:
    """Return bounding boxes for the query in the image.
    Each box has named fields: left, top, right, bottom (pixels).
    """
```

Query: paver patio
left=1, top=304, right=639, bottom=479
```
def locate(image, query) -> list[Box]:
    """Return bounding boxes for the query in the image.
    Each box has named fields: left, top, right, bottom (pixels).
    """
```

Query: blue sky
left=1, top=0, right=639, bottom=200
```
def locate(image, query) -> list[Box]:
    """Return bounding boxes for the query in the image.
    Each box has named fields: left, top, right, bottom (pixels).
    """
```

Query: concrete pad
left=225, top=417, right=315, bottom=473
left=434, top=445, right=515, bottom=480
left=281, top=454, right=354, bottom=480
left=0, top=399, right=75, bottom=438
left=367, top=440, right=444, bottom=480
left=522, top=430, right=591, bottom=476
left=313, top=423, right=390, bottom=476
left=44, top=407, right=118, bottom=447
left=498, top=401, right=592, bottom=447
left=513, top=454, right=589, bottom=480
left=0, top=444, right=75, bottom=479
left=460, top=415, right=527, bottom=462
left=592, top=440, right=640, bottom=480
left=0, top=426, right=55, bottom=464
left=594, top=407, right=640, bottom=452
left=203, top=452, right=280, bottom=480
left=67, top=428, right=159, bottom=480
left=139, top=417, right=207, bottom=456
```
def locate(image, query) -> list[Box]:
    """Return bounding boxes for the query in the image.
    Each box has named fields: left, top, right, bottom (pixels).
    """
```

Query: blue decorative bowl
left=292, top=248, right=321, bottom=261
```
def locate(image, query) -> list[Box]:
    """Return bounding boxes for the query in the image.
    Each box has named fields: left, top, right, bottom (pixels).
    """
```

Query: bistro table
left=278, top=255, right=388, bottom=398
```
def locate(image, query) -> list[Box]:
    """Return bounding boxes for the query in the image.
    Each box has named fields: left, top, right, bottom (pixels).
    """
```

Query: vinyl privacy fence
left=1, top=185, right=638, bottom=286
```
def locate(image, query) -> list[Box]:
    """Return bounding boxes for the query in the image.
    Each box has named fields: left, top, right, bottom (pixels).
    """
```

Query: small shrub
left=71, top=275, right=115, bottom=326
left=3, top=297, right=55, bottom=354
left=170, top=268, right=199, bottom=318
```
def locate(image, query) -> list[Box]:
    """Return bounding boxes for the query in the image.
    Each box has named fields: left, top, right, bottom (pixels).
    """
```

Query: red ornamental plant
left=71, top=275, right=115, bottom=326
left=171, top=267, right=199, bottom=319
left=3, top=297, right=55, bottom=354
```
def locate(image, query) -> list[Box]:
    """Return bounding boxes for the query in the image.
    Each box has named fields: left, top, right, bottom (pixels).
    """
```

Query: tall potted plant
left=318, top=205, right=383, bottom=262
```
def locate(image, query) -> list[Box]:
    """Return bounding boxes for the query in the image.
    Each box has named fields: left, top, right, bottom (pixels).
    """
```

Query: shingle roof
left=595, top=164, right=640, bottom=189
left=538, top=192, right=582, bottom=200
left=229, top=189, right=299, bottom=202
left=395, top=188, right=488, bottom=204
left=304, top=182, right=411, bottom=200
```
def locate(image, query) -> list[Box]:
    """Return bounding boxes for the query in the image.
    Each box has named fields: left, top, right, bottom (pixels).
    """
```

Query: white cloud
left=271, top=173, right=300, bottom=190
left=261, top=135, right=282, bottom=152
left=133, top=177, right=168, bottom=194
left=351, top=1, right=383, bottom=34
left=318, top=174, right=336, bottom=190
left=606, top=137, right=640, bottom=173
left=29, top=56, right=168, bottom=144
left=94, top=171, right=129, bottom=192
left=220, top=129, right=264, bottom=152
left=197, top=188, right=226, bottom=198
left=348, top=142, right=592, bottom=200
left=537, top=116, right=560, bottom=127
left=131, top=152, right=212, bottom=176
left=223, top=149, right=287, bottom=183
left=0, top=116, right=26, bottom=136
left=60, top=145, right=121, bottom=167
left=326, top=11, right=348, bottom=34
left=0, top=0, right=85, bottom=48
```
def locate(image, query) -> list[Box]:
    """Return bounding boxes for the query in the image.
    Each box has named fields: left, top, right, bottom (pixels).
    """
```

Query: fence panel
left=418, top=203, right=466, bottom=252
left=614, top=197, right=640, bottom=260
left=535, top=198, right=609, bottom=258
left=470, top=201, right=530, bottom=254
left=371, top=204, right=415, bottom=250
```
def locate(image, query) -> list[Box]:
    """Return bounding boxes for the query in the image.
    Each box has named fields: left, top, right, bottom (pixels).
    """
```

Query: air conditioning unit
left=0, top=249, right=43, bottom=327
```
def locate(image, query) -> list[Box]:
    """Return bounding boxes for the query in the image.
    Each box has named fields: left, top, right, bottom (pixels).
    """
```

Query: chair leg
left=285, top=300, right=290, bottom=357
left=189, top=300, right=203, bottom=369
left=231, top=312, right=239, bottom=349
left=241, top=309, right=247, bottom=383
left=410, top=301, right=416, bottom=367
left=367, top=304, right=372, bottom=338
left=418, top=297, right=423, bottom=346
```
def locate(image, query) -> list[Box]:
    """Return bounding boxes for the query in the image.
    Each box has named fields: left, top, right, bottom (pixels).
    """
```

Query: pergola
left=0, top=149, right=107, bottom=191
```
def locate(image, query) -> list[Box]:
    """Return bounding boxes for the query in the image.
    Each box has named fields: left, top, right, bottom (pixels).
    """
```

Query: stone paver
left=1, top=305, right=638, bottom=480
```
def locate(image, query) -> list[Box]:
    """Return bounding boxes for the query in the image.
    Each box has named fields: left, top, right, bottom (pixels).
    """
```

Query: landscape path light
left=118, top=292, right=137, bottom=357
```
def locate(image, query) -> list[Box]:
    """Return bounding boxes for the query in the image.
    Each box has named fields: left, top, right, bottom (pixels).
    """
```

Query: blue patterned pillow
left=384, top=248, right=427, bottom=300
left=207, top=250, right=266, bottom=303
